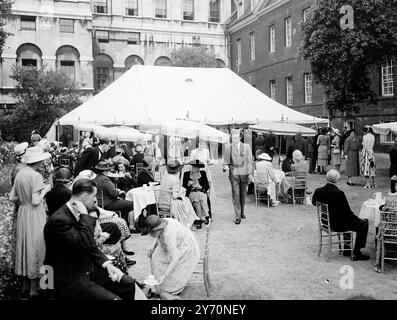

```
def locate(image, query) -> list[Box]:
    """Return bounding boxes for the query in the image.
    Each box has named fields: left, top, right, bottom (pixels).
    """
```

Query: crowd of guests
left=4, top=131, right=220, bottom=300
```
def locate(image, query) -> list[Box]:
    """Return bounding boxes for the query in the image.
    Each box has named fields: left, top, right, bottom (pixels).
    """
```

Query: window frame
left=303, top=7, right=311, bottom=23
left=209, top=0, right=220, bottom=23
left=269, top=24, right=275, bottom=53
left=96, top=67, right=110, bottom=90
left=127, top=32, right=140, bottom=45
left=60, top=60, right=76, bottom=81
left=96, top=30, right=110, bottom=43
left=59, top=18, right=74, bottom=33
left=20, top=15, right=36, bottom=31
left=183, top=0, right=194, bottom=21
left=94, top=0, right=108, bottom=14
left=286, top=77, right=293, bottom=106
left=249, top=32, right=255, bottom=61
left=236, top=38, right=242, bottom=67
left=155, top=0, right=167, bottom=19
left=381, top=58, right=394, bottom=97
left=304, top=73, right=313, bottom=104
left=125, top=0, right=139, bottom=16
left=285, top=17, right=292, bottom=47
left=270, top=80, right=276, bottom=101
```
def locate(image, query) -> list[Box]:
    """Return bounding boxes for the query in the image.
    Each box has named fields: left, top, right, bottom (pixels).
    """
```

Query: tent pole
left=278, top=135, right=282, bottom=169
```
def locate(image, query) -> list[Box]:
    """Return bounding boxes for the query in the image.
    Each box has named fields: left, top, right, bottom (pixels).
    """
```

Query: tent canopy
left=74, top=123, right=150, bottom=142
left=250, top=121, right=317, bottom=136
left=59, top=65, right=328, bottom=126
left=372, top=122, right=397, bottom=136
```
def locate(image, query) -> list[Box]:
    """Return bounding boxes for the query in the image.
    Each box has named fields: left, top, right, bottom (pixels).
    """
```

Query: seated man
left=130, top=144, right=145, bottom=171
left=44, top=179, right=146, bottom=300
left=46, top=167, right=73, bottom=216
left=312, top=169, right=369, bottom=261
left=254, top=152, right=279, bottom=207
left=137, top=156, right=155, bottom=188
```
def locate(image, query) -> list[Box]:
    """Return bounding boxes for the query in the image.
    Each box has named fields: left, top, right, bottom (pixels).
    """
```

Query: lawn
left=126, top=153, right=397, bottom=300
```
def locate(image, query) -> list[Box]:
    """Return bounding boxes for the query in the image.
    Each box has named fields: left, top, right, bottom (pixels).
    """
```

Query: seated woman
left=142, top=215, right=200, bottom=296
left=182, top=160, right=210, bottom=229
left=116, top=163, right=137, bottom=192
left=159, top=160, right=198, bottom=229
left=291, top=150, right=309, bottom=173
left=254, top=152, right=279, bottom=207
left=282, top=146, right=295, bottom=174
left=137, top=156, right=155, bottom=188
left=93, top=162, right=134, bottom=226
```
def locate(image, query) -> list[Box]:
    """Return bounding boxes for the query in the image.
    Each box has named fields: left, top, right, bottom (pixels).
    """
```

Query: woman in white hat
left=254, top=152, right=279, bottom=206
left=330, top=128, right=342, bottom=171
left=8, top=147, right=52, bottom=299
left=11, top=142, right=29, bottom=185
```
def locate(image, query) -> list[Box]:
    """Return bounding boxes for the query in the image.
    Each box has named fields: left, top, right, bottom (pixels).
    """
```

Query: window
left=380, top=120, right=396, bottom=144
left=285, top=17, right=292, bottom=47
left=237, top=0, right=244, bottom=18
left=286, top=77, right=293, bottom=105
left=96, top=30, right=109, bottom=43
left=126, top=0, right=138, bottom=16
left=303, top=7, right=311, bottom=23
left=127, top=32, right=140, bottom=44
left=60, top=61, right=75, bottom=81
left=270, top=80, right=276, bottom=100
left=60, top=19, right=74, bottom=33
left=304, top=73, right=312, bottom=103
left=183, top=0, right=194, bottom=20
left=269, top=25, right=275, bottom=53
left=22, top=59, right=37, bottom=67
left=236, top=39, right=241, bottom=67
left=249, top=32, right=255, bottom=61
left=20, top=16, right=36, bottom=30
left=192, top=35, right=200, bottom=46
left=94, top=0, right=108, bottom=14
left=155, top=0, right=167, bottom=18
left=209, top=0, right=220, bottom=22
left=381, top=58, right=394, bottom=96
left=96, top=67, right=109, bottom=89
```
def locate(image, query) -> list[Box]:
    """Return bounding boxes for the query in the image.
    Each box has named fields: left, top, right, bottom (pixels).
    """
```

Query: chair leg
left=203, top=258, right=210, bottom=297
left=318, top=232, right=322, bottom=257
left=338, top=234, right=342, bottom=255
left=381, top=238, right=385, bottom=273
left=327, top=234, right=332, bottom=262
left=255, top=190, right=258, bottom=207
left=350, top=233, right=354, bottom=261
left=267, top=194, right=270, bottom=207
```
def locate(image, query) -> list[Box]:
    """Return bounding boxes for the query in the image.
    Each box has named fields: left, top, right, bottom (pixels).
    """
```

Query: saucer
left=143, top=278, right=159, bottom=286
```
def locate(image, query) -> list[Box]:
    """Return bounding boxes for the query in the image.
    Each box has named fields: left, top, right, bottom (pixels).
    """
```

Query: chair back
left=380, top=210, right=397, bottom=238
left=154, top=188, right=172, bottom=213
left=316, top=201, right=331, bottom=233
left=59, top=158, right=71, bottom=167
left=136, top=163, right=144, bottom=175
left=292, top=170, right=307, bottom=188
left=97, top=189, right=104, bottom=209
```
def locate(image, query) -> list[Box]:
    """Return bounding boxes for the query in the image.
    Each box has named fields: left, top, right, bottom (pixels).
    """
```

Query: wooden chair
left=154, top=189, right=173, bottom=218
left=316, top=201, right=354, bottom=262
left=135, top=163, right=144, bottom=175
left=379, top=210, right=397, bottom=273
left=291, top=170, right=307, bottom=207
left=254, top=183, right=270, bottom=207
left=189, top=220, right=211, bottom=297
left=59, top=158, right=71, bottom=167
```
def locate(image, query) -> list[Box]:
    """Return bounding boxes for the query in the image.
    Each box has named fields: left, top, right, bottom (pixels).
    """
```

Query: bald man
left=312, top=169, right=369, bottom=261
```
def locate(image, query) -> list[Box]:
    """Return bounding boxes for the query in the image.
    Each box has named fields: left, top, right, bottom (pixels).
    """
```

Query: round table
left=126, top=185, right=160, bottom=221
left=358, top=198, right=385, bottom=229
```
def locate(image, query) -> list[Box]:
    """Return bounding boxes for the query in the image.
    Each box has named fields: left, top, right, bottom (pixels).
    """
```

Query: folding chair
left=254, top=183, right=270, bottom=207
left=379, top=210, right=397, bottom=273
left=154, top=189, right=173, bottom=218
left=189, top=220, right=211, bottom=297
left=316, top=201, right=354, bottom=262
left=135, top=163, right=144, bottom=175
left=291, top=170, right=307, bottom=206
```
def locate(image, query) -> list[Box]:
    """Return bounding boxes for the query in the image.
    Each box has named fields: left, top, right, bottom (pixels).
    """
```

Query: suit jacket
left=182, top=171, right=210, bottom=198
left=74, top=147, right=104, bottom=175
left=44, top=204, right=108, bottom=294
left=223, top=142, right=253, bottom=176
left=130, top=153, right=145, bottom=168
left=389, top=143, right=397, bottom=177
left=137, top=169, right=154, bottom=188
left=312, top=183, right=360, bottom=231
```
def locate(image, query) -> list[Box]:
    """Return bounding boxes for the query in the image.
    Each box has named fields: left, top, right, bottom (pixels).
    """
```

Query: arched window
left=154, top=56, right=172, bottom=66
left=16, top=43, right=42, bottom=68
left=216, top=58, right=226, bottom=68
left=124, top=55, right=144, bottom=71
left=56, top=45, right=80, bottom=81
left=93, top=54, right=114, bottom=90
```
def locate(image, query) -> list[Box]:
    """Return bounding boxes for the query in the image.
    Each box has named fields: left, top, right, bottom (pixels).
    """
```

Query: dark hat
left=166, top=160, right=184, bottom=173
left=95, top=161, right=113, bottom=171
left=188, top=159, right=205, bottom=168
left=60, top=147, right=68, bottom=153
left=141, top=215, right=168, bottom=236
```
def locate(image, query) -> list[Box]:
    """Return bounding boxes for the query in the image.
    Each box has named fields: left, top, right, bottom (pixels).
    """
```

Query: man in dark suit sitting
left=44, top=179, right=147, bottom=300
left=74, top=138, right=111, bottom=176
left=312, top=169, right=370, bottom=261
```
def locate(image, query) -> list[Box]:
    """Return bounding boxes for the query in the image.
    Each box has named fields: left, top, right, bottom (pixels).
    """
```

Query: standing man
left=223, top=129, right=253, bottom=225
left=264, top=130, right=277, bottom=159
left=389, top=136, right=397, bottom=193
left=74, top=138, right=111, bottom=175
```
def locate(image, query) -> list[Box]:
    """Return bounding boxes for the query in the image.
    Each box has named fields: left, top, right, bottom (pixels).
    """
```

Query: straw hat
left=166, top=160, right=184, bottom=173
left=14, top=142, right=29, bottom=156
left=188, top=159, right=205, bottom=168
left=332, top=127, right=341, bottom=136
left=21, top=147, right=51, bottom=164
left=142, top=215, right=168, bottom=236
left=257, top=152, right=272, bottom=161
left=292, top=150, right=304, bottom=162
left=95, top=161, right=113, bottom=171
left=75, top=170, right=97, bottom=181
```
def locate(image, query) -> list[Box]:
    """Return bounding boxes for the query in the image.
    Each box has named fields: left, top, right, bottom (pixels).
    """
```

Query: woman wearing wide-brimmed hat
left=254, top=152, right=279, bottom=207
left=330, top=128, right=342, bottom=171
left=159, top=160, right=198, bottom=228
left=9, top=147, right=52, bottom=299
left=182, top=160, right=210, bottom=228
left=142, top=215, right=200, bottom=296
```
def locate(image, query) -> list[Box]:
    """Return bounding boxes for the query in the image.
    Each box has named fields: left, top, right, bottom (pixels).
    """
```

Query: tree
left=0, top=0, right=12, bottom=55
left=171, top=46, right=219, bottom=68
left=301, top=0, right=397, bottom=118
left=0, top=66, right=81, bottom=141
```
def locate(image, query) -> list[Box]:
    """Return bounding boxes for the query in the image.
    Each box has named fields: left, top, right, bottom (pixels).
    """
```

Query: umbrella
left=139, top=119, right=229, bottom=143
left=250, top=121, right=317, bottom=136
left=372, top=122, right=397, bottom=136
left=95, top=126, right=151, bottom=142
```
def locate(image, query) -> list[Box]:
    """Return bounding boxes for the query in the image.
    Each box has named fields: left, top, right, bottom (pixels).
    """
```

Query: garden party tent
left=58, top=65, right=328, bottom=126
left=250, top=121, right=317, bottom=136
left=372, top=122, right=397, bottom=136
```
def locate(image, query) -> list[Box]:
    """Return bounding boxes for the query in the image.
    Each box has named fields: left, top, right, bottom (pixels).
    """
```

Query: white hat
left=292, top=150, right=304, bottom=161
left=21, top=147, right=51, bottom=164
left=14, top=142, right=29, bottom=156
left=332, top=127, right=341, bottom=136
left=257, top=152, right=272, bottom=161
left=75, top=170, right=97, bottom=181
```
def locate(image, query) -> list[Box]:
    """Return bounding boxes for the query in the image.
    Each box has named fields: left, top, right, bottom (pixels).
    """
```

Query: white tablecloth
left=358, top=199, right=385, bottom=228
left=126, top=186, right=158, bottom=221
left=274, top=169, right=285, bottom=184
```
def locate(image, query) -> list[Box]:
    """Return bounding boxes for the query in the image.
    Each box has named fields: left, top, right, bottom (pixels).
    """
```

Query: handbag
left=332, top=148, right=340, bottom=154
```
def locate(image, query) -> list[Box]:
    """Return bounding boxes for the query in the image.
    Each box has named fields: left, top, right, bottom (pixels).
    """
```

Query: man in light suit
left=223, top=129, right=253, bottom=225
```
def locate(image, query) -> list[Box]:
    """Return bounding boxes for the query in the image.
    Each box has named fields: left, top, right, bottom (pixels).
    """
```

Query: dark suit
left=137, top=169, right=154, bottom=188
left=389, top=143, right=397, bottom=193
left=130, top=153, right=145, bottom=170
left=264, top=132, right=277, bottom=158
left=74, top=147, right=104, bottom=175
left=44, top=204, right=136, bottom=300
left=312, top=183, right=368, bottom=254
left=182, top=171, right=210, bottom=198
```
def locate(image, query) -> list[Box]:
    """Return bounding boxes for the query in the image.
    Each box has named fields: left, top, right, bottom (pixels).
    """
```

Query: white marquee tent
left=58, top=65, right=328, bottom=127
